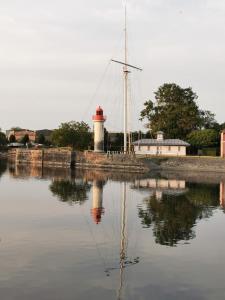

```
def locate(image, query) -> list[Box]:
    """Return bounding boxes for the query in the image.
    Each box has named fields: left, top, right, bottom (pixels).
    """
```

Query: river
left=0, top=161, right=225, bottom=300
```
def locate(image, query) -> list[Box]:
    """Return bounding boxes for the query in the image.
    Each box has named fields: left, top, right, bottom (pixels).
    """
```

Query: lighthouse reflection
left=91, top=180, right=105, bottom=224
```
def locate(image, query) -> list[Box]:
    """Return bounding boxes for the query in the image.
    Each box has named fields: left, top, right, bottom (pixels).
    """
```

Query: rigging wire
left=81, top=60, right=112, bottom=120
left=81, top=26, right=124, bottom=122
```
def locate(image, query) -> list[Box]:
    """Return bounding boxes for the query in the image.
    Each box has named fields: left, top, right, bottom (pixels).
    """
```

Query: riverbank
left=6, top=149, right=148, bottom=172
left=5, top=149, right=225, bottom=173
left=141, top=155, right=225, bottom=173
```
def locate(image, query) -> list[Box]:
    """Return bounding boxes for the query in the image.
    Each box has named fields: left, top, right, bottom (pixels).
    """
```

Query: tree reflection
left=0, top=160, right=7, bottom=178
left=49, top=179, right=91, bottom=205
left=138, top=183, right=219, bottom=246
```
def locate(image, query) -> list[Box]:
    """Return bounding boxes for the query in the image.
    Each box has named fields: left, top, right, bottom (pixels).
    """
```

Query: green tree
left=20, top=134, right=29, bottom=145
left=36, top=133, right=46, bottom=144
left=0, top=132, right=7, bottom=145
left=140, top=83, right=216, bottom=139
left=187, top=129, right=219, bottom=148
left=51, top=121, right=92, bottom=150
left=220, top=122, right=225, bottom=130
left=10, top=127, right=22, bottom=131
left=9, top=134, right=16, bottom=143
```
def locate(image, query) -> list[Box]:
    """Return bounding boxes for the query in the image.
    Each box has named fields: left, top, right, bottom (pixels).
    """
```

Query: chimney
left=156, top=131, right=164, bottom=141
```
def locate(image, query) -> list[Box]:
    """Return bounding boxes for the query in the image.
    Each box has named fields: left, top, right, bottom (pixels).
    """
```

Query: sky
left=0, top=0, right=225, bottom=132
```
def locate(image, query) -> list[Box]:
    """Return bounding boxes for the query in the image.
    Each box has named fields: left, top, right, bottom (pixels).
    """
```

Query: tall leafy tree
left=20, top=134, right=29, bottom=145
left=36, top=133, right=46, bottom=144
left=187, top=129, right=219, bottom=148
left=51, top=121, right=92, bottom=150
left=9, top=134, right=16, bottom=143
left=140, top=83, right=216, bottom=139
left=0, top=132, right=7, bottom=145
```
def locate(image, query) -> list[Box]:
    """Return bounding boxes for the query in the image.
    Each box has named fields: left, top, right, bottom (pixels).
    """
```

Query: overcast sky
left=0, top=0, right=225, bottom=132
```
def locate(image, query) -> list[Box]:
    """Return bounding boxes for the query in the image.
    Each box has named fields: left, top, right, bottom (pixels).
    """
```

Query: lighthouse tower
left=92, top=106, right=106, bottom=152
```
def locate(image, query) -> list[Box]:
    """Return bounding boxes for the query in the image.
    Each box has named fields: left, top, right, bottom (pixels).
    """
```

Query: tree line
left=1, top=82, right=223, bottom=153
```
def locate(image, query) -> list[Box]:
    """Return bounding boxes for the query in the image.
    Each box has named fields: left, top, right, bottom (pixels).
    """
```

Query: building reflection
left=220, top=181, right=225, bottom=209
left=136, top=180, right=220, bottom=246
left=132, top=178, right=187, bottom=200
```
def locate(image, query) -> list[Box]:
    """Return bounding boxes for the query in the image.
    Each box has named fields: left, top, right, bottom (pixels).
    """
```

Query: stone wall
left=7, top=149, right=147, bottom=171
left=8, top=148, right=75, bottom=167
left=75, top=151, right=148, bottom=171
left=143, top=156, right=225, bottom=173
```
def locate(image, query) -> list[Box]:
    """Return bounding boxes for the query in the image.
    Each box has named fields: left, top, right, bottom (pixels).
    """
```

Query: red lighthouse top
left=92, top=106, right=106, bottom=122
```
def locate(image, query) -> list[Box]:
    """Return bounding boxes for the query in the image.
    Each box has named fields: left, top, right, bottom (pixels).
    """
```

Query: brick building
left=6, top=129, right=36, bottom=143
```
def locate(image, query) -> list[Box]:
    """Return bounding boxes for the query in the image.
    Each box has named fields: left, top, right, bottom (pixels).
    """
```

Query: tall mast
left=124, top=4, right=128, bottom=153
left=111, top=2, right=142, bottom=153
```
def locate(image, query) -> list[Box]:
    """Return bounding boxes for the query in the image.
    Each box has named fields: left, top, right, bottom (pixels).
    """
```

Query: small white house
left=133, top=131, right=190, bottom=156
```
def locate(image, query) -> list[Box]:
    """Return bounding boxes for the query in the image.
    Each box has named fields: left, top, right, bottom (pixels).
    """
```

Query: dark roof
left=133, top=139, right=190, bottom=147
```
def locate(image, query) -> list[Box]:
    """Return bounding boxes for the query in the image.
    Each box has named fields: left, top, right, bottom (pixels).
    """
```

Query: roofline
left=133, top=139, right=190, bottom=146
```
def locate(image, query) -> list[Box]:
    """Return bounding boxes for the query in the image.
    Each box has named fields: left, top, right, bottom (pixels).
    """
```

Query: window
left=168, top=146, right=171, bottom=151
left=148, top=146, right=151, bottom=151
left=178, top=146, right=181, bottom=151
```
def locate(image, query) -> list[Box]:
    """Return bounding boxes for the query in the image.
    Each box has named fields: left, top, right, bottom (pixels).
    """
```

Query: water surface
left=0, top=162, right=225, bottom=300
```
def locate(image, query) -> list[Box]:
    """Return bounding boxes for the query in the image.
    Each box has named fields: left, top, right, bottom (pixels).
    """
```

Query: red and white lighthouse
left=92, top=106, right=106, bottom=152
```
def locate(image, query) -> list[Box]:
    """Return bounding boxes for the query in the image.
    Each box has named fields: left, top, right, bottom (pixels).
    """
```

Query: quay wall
left=8, top=149, right=225, bottom=173
left=7, top=149, right=147, bottom=171
left=75, top=151, right=148, bottom=171
left=142, top=156, right=225, bottom=173
left=8, top=148, right=75, bottom=167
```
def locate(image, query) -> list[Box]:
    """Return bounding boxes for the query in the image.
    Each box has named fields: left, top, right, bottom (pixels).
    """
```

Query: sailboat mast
left=124, top=4, right=128, bottom=153
left=111, top=3, right=142, bottom=153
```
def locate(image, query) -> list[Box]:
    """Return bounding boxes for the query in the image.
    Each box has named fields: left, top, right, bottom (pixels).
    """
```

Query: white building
left=133, top=131, right=189, bottom=156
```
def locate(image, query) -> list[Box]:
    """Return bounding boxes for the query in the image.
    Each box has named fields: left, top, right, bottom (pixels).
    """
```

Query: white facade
left=134, top=144, right=187, bottom=156
left=133, top=132, right=189, bottom=156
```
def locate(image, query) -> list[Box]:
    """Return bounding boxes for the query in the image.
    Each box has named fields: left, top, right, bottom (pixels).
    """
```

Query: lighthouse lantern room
left=92, top=106, right=106, bottom=152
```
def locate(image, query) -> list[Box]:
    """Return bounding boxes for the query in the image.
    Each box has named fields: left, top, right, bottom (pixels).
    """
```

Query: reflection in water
left=133, top=178, right=187, bottom=200
left=8, top=163, right=74, bottom=180
left=91, top=180, right=105, bottom=224
left=137, top=180, right=220, bottom=246
left=0, top=159, right=7, bottom=178
left=49, top=179, right=91, bottom=205
left=220, top=182, right=225, bottom=209
left=2, top=163, right=225, bottom=299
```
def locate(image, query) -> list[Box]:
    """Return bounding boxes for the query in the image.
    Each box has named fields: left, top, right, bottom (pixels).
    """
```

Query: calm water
left=0, top=161, right=225, bottom=300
